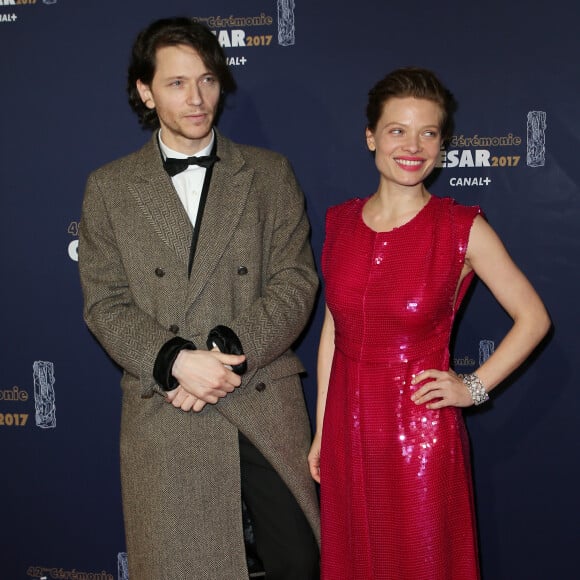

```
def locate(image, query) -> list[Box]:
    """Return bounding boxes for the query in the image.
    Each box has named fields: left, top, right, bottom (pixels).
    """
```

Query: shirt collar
left=158, top=129, right=215, bottom=161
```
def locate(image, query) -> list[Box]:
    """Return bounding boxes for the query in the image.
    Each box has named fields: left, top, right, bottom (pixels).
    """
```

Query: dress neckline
left=359, top=194, right=435, bottom=234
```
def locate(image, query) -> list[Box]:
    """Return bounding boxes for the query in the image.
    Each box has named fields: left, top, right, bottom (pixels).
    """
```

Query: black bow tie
left=163, top=154, right=219, bottom=177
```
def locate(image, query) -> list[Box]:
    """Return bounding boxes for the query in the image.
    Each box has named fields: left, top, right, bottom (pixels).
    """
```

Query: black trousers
left=238, top=432, right=320, bottom=580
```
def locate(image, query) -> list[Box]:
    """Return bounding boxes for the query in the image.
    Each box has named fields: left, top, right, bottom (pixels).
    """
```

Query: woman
left=308, top=68, right=550, bottom=580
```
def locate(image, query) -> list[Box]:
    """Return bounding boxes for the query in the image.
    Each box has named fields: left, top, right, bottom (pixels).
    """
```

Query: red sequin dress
left=320, top=195, right=481, bottom=580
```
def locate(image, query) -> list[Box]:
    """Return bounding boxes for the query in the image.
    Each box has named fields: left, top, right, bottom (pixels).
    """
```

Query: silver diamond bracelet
left=460, top=373, right=489, bottom=406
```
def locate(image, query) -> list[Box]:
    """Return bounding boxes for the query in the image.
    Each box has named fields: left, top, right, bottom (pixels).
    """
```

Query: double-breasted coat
left=78, top=130, right=320, bottom=579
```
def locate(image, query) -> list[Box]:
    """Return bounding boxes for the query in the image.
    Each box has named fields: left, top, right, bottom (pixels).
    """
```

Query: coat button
left=237, top=265, right=248, bottom=275
left=155, top=267, right=165, bottom=277
left=255, top=382, right=266, bottom=392
left=169, top=324, right=179, bottom=334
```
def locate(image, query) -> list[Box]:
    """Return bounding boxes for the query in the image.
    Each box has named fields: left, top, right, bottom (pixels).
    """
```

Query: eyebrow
left=382, top=122, right=440, bottom=129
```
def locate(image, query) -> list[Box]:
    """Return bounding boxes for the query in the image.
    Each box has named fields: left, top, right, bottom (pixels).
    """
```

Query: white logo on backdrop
left=277, top=0, right=295, bottom=46
left=118, top=552, right=129, bottom=580
left=526, top=111, right=546, bottom=167
left=478, top=340, right=495, bottom=365
left=33, top=361, right=56, bottom=429
left=68, top=239, right=79, bottom=261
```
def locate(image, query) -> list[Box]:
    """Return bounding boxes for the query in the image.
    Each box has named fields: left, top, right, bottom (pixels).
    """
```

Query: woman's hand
left=411, top=369, right=474, bottom=409
left=308, top=433, right=322, bottom=483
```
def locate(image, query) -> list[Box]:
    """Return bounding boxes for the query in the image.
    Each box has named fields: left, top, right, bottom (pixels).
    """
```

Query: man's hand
left=165, top=385, right=206, bottom=412
left=170, top=349, right=245, bottom=410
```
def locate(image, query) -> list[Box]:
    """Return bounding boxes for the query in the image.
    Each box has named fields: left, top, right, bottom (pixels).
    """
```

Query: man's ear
left=365, top=128, right=376, bottom=152
left=136, top=80, right=155, bottom=110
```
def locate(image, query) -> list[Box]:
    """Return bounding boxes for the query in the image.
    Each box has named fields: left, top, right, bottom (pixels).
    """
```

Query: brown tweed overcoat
left=78, top=130, right=320, bottom=580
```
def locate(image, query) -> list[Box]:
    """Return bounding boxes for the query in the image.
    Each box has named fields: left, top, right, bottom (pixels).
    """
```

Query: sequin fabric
left=320, top=195, right=481, bottom=580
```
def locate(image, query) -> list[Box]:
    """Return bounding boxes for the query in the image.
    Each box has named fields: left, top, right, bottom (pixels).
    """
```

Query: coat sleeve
left=78, top=170, right=176, bottom=396
left=224, top=155, right=319, bottom=373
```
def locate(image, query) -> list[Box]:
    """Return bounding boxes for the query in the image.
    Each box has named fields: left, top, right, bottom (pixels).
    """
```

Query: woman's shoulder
left=327, top=196, right=366, bottom=220
left=432, top=195, right=483, bottom=222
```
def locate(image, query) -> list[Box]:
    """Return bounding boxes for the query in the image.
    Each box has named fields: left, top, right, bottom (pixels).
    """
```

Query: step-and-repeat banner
left=1, top=1, right=577, bottom=578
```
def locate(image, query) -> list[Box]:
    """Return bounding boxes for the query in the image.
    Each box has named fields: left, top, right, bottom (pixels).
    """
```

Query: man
left=79, top=17, right=319, bottom=580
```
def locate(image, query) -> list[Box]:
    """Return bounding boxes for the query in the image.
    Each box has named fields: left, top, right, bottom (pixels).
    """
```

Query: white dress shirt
left=158, top=129, right=216, bottom=225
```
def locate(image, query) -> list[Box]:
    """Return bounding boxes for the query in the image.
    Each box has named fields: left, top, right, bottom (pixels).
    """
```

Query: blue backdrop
left=1, top=1, right=577, bottom=578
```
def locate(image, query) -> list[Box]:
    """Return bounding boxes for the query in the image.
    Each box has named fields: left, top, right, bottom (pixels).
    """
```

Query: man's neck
left=158, top=128, right=215, bottom=158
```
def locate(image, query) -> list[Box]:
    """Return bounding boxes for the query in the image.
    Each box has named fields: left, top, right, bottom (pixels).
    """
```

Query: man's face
left=137, top=44, right=221, bottom=155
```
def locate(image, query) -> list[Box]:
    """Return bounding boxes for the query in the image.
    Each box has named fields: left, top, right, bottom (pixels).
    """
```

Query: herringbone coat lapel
left=129, top=136, right=193, bottom=269
left=186, top=131, right=253, bottom=304
left=126, top=131, right=253, bottom=301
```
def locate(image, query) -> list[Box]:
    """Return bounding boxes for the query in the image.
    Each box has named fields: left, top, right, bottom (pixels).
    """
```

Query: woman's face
left=365, top=97, right=443, bottom=188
